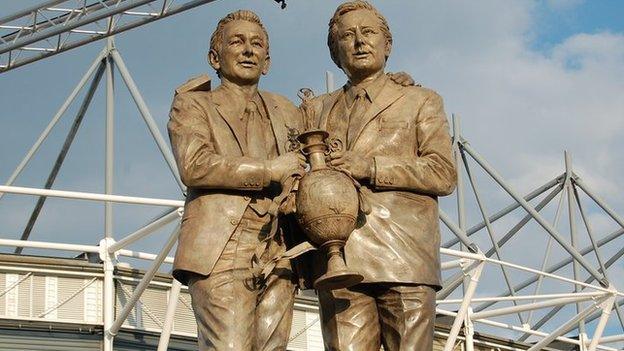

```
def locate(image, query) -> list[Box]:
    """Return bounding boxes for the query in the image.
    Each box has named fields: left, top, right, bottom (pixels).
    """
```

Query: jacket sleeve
left=372, top=92, right=457, bottom=196
left=167, top=92, right=270, bottom=190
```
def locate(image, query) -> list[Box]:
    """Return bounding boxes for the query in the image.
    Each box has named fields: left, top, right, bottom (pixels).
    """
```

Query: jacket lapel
left=348, top=79, right=404, bottom=148
left=259, top=91, right=287, bottom=155
left=212, top=88, right=248, bottom=155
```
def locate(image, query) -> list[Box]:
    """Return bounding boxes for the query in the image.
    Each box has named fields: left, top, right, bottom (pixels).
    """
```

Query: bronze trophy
left=295, top=129, right=364, bottom=290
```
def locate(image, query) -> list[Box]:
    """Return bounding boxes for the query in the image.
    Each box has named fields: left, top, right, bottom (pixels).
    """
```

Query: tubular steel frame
left=0, top=8, right=623, bottom=351
left=0, top=0, right=219, bottom=73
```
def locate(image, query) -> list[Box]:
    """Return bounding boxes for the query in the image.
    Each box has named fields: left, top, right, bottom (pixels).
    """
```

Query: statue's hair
left=327, top=1, right=392, bottom=69
left=209, top=10, right=269, bottom=76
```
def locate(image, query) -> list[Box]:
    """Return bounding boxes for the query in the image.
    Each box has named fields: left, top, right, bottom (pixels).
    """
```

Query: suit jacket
left=167, top=85, right=302, bottom=285
left=306, top=75, right=456, bottom=288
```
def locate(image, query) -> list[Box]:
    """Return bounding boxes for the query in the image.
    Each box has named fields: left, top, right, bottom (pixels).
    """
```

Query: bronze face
left=209, top=19, right=270, bottom=86
left=335, top=9, right=390, bottom=82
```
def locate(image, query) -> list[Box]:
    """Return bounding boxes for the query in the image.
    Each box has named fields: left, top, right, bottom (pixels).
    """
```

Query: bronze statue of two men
left=167, top=2, right=456, bottom=350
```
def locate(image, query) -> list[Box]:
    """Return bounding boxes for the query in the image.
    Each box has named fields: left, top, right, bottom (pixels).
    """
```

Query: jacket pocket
left=379, top=119, right=409, bottom=131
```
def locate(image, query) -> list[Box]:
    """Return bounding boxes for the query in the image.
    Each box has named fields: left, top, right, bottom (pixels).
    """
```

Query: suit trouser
left=188, top=207, right=296, bottom=351
left=318, top=283, right=436, bottom=351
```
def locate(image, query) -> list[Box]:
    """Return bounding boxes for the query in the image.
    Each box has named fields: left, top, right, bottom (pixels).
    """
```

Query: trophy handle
left=325, top=137, right=343, bottom=156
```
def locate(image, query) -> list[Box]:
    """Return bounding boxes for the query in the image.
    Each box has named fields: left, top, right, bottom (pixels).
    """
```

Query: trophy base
left=313, top=270, right=364, bottom=291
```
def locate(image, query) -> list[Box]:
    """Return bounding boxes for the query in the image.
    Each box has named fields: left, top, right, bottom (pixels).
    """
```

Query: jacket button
left=230, top=219, right=238, bottom=225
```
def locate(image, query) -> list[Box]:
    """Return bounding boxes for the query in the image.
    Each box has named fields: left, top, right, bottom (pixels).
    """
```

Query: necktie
left=347, top=89, right=368, bottom=148
left=245, top=101, right=266, bottom=158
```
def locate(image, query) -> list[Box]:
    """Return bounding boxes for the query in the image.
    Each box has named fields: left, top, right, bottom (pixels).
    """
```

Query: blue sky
left=1, top=0, right=623, bottom=346
left=532, top=1, right=624, bottom=50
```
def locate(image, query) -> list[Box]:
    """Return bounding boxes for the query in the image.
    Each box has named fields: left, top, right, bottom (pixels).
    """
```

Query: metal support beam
left=157, top=279, right=182, bottom=351
left=572, top=297, right=624, bottom=338
left=440, top=184, right=562, bottom=301
left=526, top=294, right=610, bottom=351
left=107, top=223, right=180, bottom=336
left=451, top=114, right=470, bottom=298
left=439, top=210, right=478, bottom=253
left=105, top=39, right=115, bottom=239
left=325, top=71, right=334, bottom=93
left=1, top=0, right=218, bottom=72
left=588, top=294, right=617, bottom=351
left=460, top=141, right=608, bottom=287
left=475, top=226, right=624, bottom=313
left=108, top=208, right=180, bottom=254
left=100, top=238, right=115, bottom=351
left=471, top=294, right=602, bottom=320
left=573, top=175, right=624, bottom=234
left=527, top=186, right=566, bottom=325
left=565, top=152, right=586, bottom=338
left=443, top=259, right=484, bottom=351
left=460, top=148, right=524, bottom=324
left=519, top=244, right=624, bottom=341
left=465, top=307, right=475, bottom=351
left=0, top=184, right=184, bottom=207
left=0, top=0, right=66, bottom=26
left=573, top=184, right=624, bottom=330
left=15, top=60, right=106, bottom=253
left=443, top=174, right=563, bottom=248
left=109, top=49, right=185, bottom=192
left=0, top=0, right=156, bottom=55
left=0, top=238, right=99, bottom=253
left=0, top=47, right=108, bottom=201
left=452, top=114, right=467, bottom=241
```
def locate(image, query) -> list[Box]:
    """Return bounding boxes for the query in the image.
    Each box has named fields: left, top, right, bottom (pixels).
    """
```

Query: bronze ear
left=208, top=49, right=220, bottom=71
left=261, top=55, right=271, bottom=76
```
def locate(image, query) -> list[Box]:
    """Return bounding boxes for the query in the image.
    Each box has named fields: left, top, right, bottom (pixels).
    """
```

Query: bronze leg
left=187, top=218, right=258, bottom=351
left=254, top=268, right=296, bottom=351
left=376, top=284, right=436, bottom=351
left=189, top=208, right=296, bottom=351
left=188, top=270, right=256, bottom=351
left=318, top=285, right=381, bottom=351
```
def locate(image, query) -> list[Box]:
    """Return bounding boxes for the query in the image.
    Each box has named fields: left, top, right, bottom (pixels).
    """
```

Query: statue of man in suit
left=303, top=2, right=457, bottom=350
left=167, top=10, right=306, bottom=351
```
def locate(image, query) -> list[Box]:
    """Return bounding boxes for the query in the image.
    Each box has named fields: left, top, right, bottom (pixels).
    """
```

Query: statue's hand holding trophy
left=289, top=88, right=364, bottom=291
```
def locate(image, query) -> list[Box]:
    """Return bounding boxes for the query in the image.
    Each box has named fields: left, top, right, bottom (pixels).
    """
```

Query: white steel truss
left=0, top=0, right=219, bottom=73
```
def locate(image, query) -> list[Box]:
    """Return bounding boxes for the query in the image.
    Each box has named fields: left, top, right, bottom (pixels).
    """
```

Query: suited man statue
left=303, top=2, right=457, bottom=350
left=167, top=10, right=306, bottom=351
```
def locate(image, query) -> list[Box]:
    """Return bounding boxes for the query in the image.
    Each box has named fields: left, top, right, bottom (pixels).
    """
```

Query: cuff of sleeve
left=373, top=156, right=397, bottom=188
left=238, top=160, right=270, bottom=190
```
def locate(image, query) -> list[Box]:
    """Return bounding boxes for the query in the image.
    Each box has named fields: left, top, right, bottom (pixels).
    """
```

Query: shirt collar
left=344, top=72, right=387, bottom=108
left=218, top=84, right=264, bottom=120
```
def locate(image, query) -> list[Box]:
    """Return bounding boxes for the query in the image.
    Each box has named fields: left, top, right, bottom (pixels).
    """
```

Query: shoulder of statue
left=305, top=88, right=341, bottom=107
left=396, top=81, right=439, bottom=100
left=170, top=79, right=216, bottom=114
left=259, top=90, right=296, bottom=109
left=174, top=74, right=212, bottom=96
